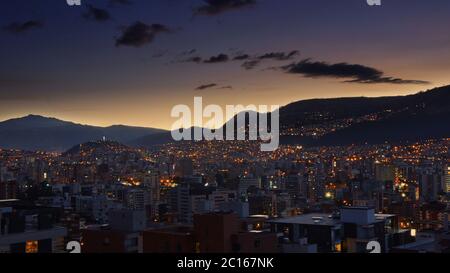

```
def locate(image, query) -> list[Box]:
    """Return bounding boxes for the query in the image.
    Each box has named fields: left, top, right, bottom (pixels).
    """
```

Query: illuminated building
left=418, top=172, right=442, bottom=202
left=168, top=183, right=192, bottom=224
left=284, top=175, right=306, bottom=205
left=238, top=177, right=262, bottom=197
left=125, top=189, right=148, bottom=211
left=418, top=202, right=448, bottom=231
left=445, top=165, right=450, bottom=193
left=143, top=173, right=161, bottom=219
left=375, top=164, right=395, bottom=182
left=248, top=192, right=277, bottom=217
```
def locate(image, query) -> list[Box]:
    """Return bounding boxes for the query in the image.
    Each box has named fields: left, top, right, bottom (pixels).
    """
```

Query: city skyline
left=1, top=0, right=450, bottom=129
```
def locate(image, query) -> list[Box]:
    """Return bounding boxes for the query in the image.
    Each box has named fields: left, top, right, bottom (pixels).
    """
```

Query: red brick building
left=81, top=227, right=140, bottom=253
left=142, top=226, right=196, bottom=253
left=142, top=212, right=278, bottom=253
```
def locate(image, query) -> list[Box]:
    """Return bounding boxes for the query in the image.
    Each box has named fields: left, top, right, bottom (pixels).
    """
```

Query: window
left=334, top=242, right=342, bottom=253
left=26, top=241, right=38, bottom=253
left=254, top=240, right=261, bottom=248
left=232, top=243, right=241, bottom=252
left=195, top=242, right=200, bottom=253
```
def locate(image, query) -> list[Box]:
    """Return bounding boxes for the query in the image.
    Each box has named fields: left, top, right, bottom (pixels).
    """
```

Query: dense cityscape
left=2, top=1, right=450, bottom=265
left=1, top=137, right=449, bottom=253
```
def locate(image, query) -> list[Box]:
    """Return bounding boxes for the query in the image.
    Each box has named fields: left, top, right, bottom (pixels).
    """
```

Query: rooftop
left=393, top=232, right=438, bottom=252
left=268, top=213, right=340, bottom=227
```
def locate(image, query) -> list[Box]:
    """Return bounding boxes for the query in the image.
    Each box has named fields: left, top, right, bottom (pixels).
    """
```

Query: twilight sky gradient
left=1, top=0, right=449, bottom=129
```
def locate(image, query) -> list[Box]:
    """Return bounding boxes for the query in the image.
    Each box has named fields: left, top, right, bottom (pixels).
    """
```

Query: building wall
left=194, top=213, right=239, bottom=253
left=300, top=225, right=336, bottom=252
left=0, top=181, right=17, bottom=200
left=341, top=207, right=375, bottom=225
left=142, top=213, right=278, bottom=254
left=142, top=229, right=195, bottom=253
left=81, top=229, right=127, bottom=253
left=445, top=166, right=450, bottom=193
left=231, top=232, right=277, bottom=253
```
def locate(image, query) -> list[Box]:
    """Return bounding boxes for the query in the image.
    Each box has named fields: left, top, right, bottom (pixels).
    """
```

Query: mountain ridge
left=1, top=85, right=449, bottom=151
left=0, top=115, right=166, bottom=151
left=133, top=85, right=450, bottom=148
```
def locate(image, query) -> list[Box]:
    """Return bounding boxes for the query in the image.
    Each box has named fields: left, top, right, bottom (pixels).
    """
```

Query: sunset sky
left=1, top=0, right=449, bottom=129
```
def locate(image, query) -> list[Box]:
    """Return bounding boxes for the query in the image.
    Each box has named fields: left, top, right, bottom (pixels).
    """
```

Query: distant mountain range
left=0, top=115, right=165, bottom=151
left=0, top=85, right=449, bottom=151
left=281, top=85, right=450, bottom=146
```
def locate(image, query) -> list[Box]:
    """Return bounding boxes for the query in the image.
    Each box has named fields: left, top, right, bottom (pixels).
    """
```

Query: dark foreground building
left=0, top=200, right=67, bottom=253
left=142, top=212, right=278, bottom=253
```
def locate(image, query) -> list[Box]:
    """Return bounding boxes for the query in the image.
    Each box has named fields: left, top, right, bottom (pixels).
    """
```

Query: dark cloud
left=115, top=22, right=171, bottom=47
left=242, top=60, right=260, bottom=70
left=195, top=83, right=218, bottom=90
left=195, top=0, right=257, bottom=16
left=182, top=56, right=203, bottom=63
left=282, top=59, right=430, bottom=84
left=176, top=50, right=200, bottom=63
left=181, top=53, right=231, bottom=64
left=180, top=49, right=197, bottom=56
left=258, top=50, right=299, bottom=61
left=177, top=48, right=197, bottom=58
left=239, top=50, right=300, bottom=69
left=83, top=5, right=111, bottom=22
left=233, top=54, right=250, bottom=60
left=3, top=20, right=43, bottom=33
left=203, top=54, right=229, bottom=63
left=195, top=84, right=233, bottom=90
left=183, top=50, right=298, bottom=67
left=152, top=50, right=169, bottom=58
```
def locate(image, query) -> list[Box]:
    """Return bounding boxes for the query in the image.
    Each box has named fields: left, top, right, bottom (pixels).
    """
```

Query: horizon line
left=1, top=83, right=447, bottom=129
